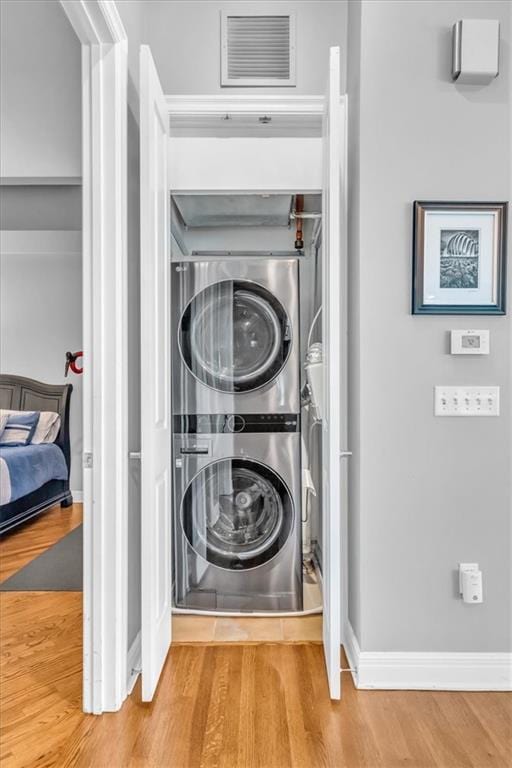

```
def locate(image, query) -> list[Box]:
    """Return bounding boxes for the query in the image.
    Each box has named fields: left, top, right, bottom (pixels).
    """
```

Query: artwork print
left=439, top=229, right=480, bottom=289
left=412, top=201, right=506, bottom=314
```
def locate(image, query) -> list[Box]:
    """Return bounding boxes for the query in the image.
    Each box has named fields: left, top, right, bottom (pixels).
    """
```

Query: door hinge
left=129, top=452, right=141, bottom=460
left=339, top=450, right=352, bottom=458
left=83, top=452, right=93, bottom=469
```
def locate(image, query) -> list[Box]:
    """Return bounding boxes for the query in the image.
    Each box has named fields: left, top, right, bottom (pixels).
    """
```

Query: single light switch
left=435, top=386, right=500, bottom=416
left=451, top=330, right=489, bottom=355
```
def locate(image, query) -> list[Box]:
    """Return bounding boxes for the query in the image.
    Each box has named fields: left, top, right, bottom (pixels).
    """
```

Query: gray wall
left=0, top=186, right=82, bottom=230
left=0, top=0, right=81, bottom=181
left=0, top=231, right=83, bottom=492
left=143, top=0, right=347, bottom=94
left=347, top=0, right=511, bottom=653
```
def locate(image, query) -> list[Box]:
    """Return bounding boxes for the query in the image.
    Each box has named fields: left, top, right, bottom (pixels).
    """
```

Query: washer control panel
left=174, top=414, right=300, bottom=434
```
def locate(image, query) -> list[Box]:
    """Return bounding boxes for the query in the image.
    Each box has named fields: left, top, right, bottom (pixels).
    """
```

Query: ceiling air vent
left=221, top=11, right=296, bottom=87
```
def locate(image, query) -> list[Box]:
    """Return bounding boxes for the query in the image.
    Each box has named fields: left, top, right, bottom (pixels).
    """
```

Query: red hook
left=65, top=351, right=83, bottom=376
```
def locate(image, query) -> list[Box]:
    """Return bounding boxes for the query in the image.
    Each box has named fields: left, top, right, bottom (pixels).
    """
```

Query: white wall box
left=452, top=19, right=500, bottom=85
left=450, top=329, right=490, bottom=355
left=459, top=563, right=483, bottom=603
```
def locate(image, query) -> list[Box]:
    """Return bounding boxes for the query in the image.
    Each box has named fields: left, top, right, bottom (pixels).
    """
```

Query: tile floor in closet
left=172, top=559, right=323, bottom=642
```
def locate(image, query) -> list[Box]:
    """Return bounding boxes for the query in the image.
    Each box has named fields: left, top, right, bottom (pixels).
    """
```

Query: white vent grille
left=221, top=12, right=296, bottom=87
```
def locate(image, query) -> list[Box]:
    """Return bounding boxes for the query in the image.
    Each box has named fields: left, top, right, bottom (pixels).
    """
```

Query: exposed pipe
left=290, top=212, right=322, bottom=220
left=294, top=194, right=304, bottom=250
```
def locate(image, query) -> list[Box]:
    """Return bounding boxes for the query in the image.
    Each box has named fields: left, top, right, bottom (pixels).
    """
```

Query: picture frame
left=412, top=201, right=507, bottom=315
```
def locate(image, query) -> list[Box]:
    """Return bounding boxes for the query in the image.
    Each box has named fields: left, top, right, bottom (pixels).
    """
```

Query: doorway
left=139, top=46, right=347, bottom=701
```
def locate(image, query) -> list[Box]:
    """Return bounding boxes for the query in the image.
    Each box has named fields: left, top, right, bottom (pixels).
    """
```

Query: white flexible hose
left=172, top=605, right=322, bottom=618
left=307, top=306, right=322, bottom=349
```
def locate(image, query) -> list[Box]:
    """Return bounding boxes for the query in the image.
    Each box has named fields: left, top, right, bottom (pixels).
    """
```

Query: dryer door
left=179, top=280, right=291, bottom=393
left=181, top=458, right=294, bottom=570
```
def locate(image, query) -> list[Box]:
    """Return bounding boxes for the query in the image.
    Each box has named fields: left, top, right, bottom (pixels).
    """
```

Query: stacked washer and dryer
left=172, top=259, right=303, bottom=612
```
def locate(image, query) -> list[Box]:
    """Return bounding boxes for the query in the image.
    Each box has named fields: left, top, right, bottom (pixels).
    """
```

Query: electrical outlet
left=435, top=386, right=500, bottom=416
left=459, top=563, right=483, bottom=603
left=459, top=562, right=479, bottom=594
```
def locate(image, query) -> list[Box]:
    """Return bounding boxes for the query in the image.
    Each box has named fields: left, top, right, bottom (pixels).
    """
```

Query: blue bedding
left=0, top=444, right=68, bottom=505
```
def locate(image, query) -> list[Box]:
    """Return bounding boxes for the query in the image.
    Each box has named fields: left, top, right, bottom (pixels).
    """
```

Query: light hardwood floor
left=1, top=506, right=511, bottom=767
left=1, top=595, right=511, bottom=768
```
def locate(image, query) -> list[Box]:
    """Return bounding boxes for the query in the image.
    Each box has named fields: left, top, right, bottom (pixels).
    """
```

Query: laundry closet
left=170, top=191, right=322, bottom=613
left=139, top=46, right=347, bottom=702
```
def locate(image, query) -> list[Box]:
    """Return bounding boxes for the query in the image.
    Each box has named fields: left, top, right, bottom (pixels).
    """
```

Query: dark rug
left=0, top=524, right=83, bottom=591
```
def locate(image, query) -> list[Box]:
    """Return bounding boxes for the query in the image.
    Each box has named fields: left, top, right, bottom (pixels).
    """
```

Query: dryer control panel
left=174, top=413, right=300, bottom=434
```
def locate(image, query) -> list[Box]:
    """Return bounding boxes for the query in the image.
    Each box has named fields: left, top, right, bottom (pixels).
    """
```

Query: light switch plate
left=435, top=386, right=500, bottom=416
left=451, top=329, right=489, bottom=355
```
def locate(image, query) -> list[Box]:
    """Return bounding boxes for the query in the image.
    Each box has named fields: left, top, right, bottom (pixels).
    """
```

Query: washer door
left=179, top=280, right=291, bottom=393
left=181, top=458, right=294, bottom=570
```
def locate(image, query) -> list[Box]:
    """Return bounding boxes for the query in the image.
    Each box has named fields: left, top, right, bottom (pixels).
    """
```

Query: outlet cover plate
left=435, top=386, right=500, bottom=416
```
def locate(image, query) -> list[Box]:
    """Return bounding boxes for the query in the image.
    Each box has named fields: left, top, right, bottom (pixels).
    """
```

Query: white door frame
left=60, top=0, right=129, bottom=714
left=165, top=93, right=349, bottom=666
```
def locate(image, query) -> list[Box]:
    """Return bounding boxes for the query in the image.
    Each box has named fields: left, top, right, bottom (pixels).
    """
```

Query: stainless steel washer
left=172, top=259, right=300, bottom=415
left=173, top=413, right=302, bottom=612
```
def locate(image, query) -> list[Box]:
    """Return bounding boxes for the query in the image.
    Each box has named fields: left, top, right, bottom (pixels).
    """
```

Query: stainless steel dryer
left=173, top=413, right=302, bottom=612
left=172, top=259, right=300, bottom=415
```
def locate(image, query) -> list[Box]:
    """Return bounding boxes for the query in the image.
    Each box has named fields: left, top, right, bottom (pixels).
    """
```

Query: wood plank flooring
left=1, top=590, right=511, bottom=768
left=1, top=505, right=511, bottom=767
left=0, top=503, right=83, bottom=581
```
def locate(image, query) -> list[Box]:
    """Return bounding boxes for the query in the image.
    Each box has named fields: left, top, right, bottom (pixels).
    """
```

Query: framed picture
left=412, top=201, right=507, bottom=315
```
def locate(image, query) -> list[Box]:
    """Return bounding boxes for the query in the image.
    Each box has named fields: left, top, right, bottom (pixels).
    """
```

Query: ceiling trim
left=165, top=94, right=324, bottom=117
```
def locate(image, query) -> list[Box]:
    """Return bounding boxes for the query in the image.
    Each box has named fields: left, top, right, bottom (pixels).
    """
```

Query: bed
left=0, top=375, right=73, bottom=534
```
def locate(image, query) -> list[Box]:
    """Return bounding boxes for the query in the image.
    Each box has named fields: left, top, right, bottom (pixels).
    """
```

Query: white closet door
left=321, top=45, right=344, bottom=700
left=140, top=45, right=172, bottom=702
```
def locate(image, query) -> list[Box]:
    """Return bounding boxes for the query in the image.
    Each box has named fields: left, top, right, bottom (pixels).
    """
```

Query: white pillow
left=0, top=409, right=61, bottom=444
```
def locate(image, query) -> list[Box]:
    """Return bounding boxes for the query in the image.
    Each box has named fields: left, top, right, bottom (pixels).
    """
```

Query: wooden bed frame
left=0, top=374, right=73, bottom=535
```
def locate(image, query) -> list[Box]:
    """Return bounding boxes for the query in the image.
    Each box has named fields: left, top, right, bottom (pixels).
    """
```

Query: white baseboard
left=71, top=490, right=83, bottom=502
left=343, top=621, right=361, bottom=687
left=126, top=631, right=141, bottom=694
left=343, top=622, right=512, bottom=691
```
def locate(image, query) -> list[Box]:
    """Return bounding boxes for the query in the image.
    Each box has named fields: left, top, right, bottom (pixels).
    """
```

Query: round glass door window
left=179, top=280, right=291, bottom=393
left=181, top=458, right=294, bottom=570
